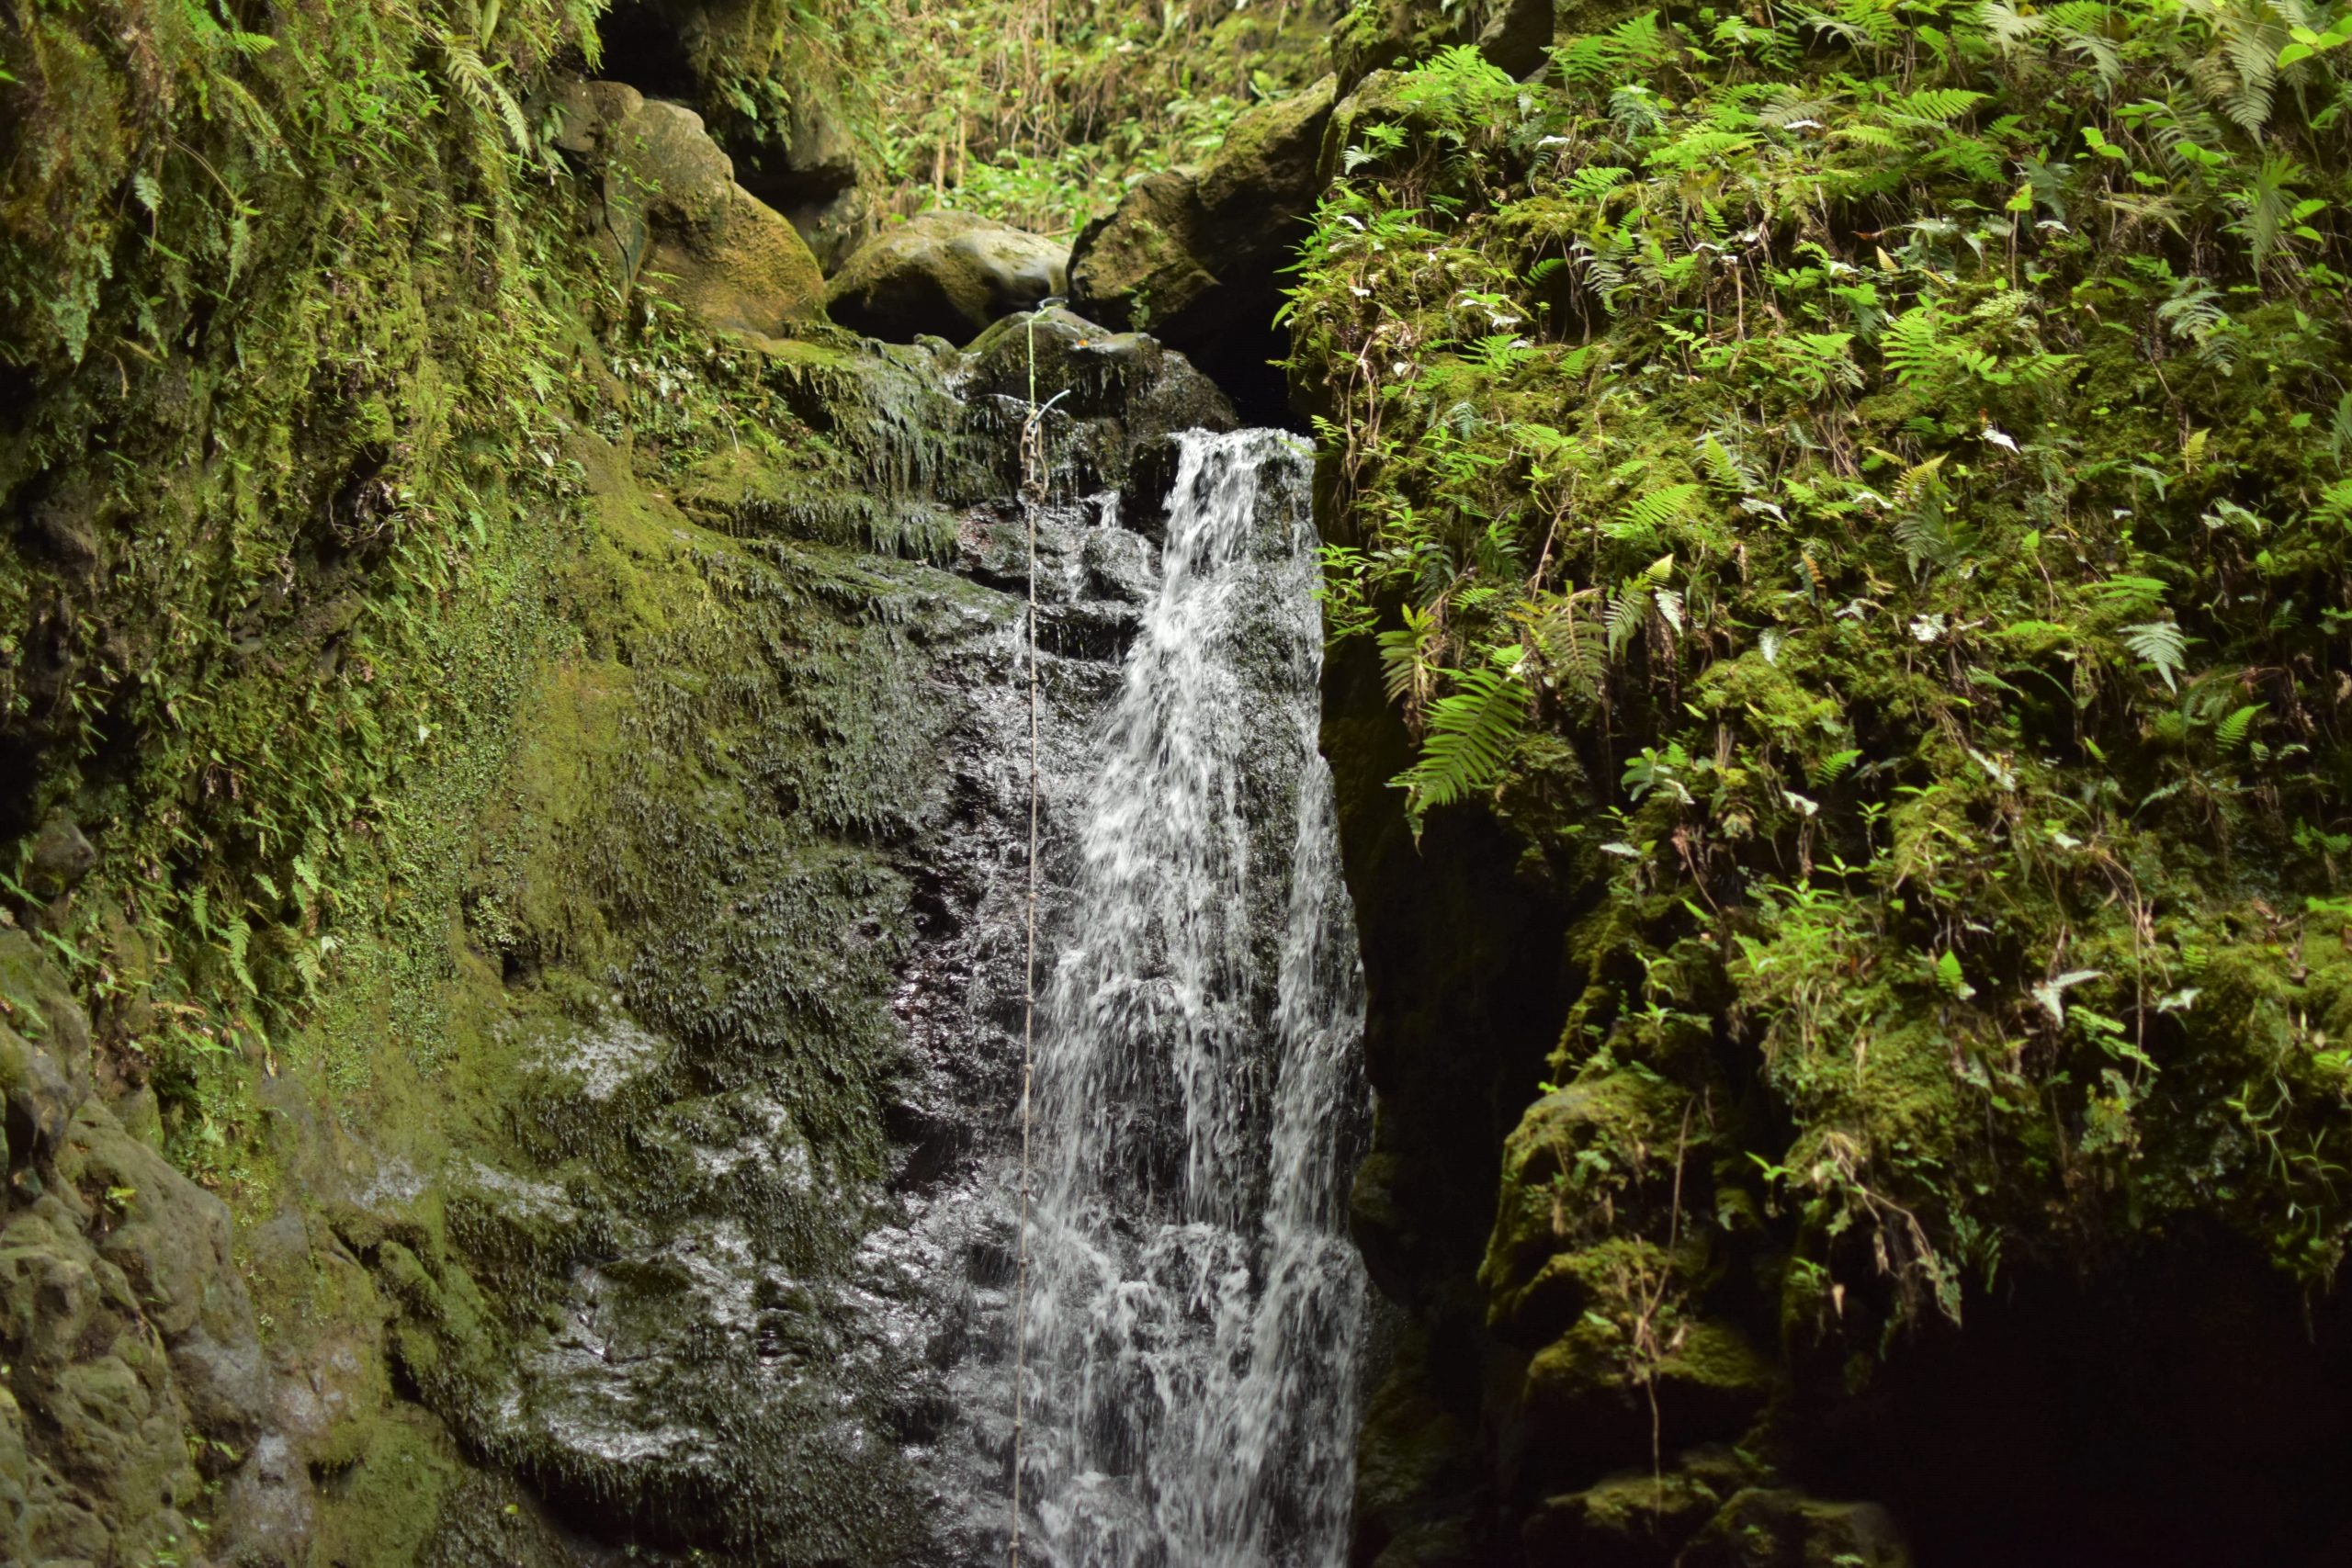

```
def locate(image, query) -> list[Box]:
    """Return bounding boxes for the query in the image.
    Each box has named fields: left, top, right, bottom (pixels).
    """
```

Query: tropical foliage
left=1293, top=0, right=2352, bottom=1342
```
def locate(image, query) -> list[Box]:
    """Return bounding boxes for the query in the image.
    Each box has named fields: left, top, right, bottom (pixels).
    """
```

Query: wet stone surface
left=307, top=317, right=1253, bottom=1567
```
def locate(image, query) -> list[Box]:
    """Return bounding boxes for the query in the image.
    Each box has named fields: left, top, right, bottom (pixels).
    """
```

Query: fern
left=442, top=37, right=533, bottom=156
left=1611, top=482, right=1702, bottom=541
left=1893, top=502, right=1973, bottom=578
left=1603, top=555, right=1678, bottom=656
left=2215, top=702, right=2265, bottom=756
left=2122, top=620, right=2191, bottom=692
left=1522, top=589, right=1609, bottom=701
left=1394, top=663, right=1532, bottom=819
left=2093, top=574, right=2170, bottom=615
left=2230, top=153, right=2307, bottom=267
left=1378, top=603, right=1442, bottom=726
left=1894, top=87, right=1988, bottom=122
left=1607, top=581, right=1652, bottom=657
left=1892, top=451, right=1950, bottom=507
left=1975, top=0, right=2047, bottom=50
left=2311, top=478, right=2352, bottom=530
left=1565, top=165, right=1635, bottom=200
left=1696, top=431, right=1763, bottom=493
left=1881, top=306, right=1950, bottom=385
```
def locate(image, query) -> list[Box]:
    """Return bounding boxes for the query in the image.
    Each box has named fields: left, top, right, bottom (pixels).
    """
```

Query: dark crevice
left=594, top=0, right=701, bottom=101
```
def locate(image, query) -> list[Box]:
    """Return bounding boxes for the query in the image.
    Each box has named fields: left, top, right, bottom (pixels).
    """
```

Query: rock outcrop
left=1067, top=74, right=1337, bottom=418
left=0, top=933, right=282, bottom=1567
left=736, top=92, right=878, bottom=272
left=556, top=80, right=826, bottom=337
left=823, top=210, right=1069, bottom=345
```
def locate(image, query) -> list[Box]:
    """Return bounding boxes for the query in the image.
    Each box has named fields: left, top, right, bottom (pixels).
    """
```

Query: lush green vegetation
left=0, top=0, right=642, bottom=1182
left=1294, top=0, right=2352, bottom=1358
left=862, top=0, right=1338, bottom=234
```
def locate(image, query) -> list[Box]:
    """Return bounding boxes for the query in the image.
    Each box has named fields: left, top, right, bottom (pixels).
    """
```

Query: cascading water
left=1016, top=428, right=1371, bottom=1568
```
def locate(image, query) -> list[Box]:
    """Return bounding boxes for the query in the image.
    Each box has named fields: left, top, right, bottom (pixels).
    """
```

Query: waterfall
left=1018, top=428, right=1370, bottom=1568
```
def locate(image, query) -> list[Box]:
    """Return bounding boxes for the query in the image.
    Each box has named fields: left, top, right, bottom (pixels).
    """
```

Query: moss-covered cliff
left=1, top=3, right=1246, bottom=1562
left=1286, top=1, right=2352, bottom=1562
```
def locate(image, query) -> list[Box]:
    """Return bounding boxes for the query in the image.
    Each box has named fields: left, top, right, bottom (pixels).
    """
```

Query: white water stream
left=1017, top=429, right=1370, bottom=1568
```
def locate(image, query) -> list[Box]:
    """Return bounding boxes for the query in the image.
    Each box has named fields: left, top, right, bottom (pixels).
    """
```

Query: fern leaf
left=1894, top=87, right=1987, bottom=121
left=2122, top=620, right=2189, bottom=692
left=2092, top=574, right=2169, bottom=615
left=2215, top=703, right=2264, bottom=756
left=1881, top=306, right=1948, bottom=385
left=443, top=38, right=532, bottom=155
left=1393, top=666, right=1532, bottom=818
left=1613, top=482, right=1702, bottom=540
left=1893, top=452, right=1949, bottom=506
left=1606, top=582, right=1652, bottom=657
left=1814, top=747, right=1864, bottom=787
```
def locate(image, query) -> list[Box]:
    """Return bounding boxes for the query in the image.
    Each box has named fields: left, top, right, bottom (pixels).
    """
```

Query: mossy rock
left=1679, top=1488, right=1911, bottom=1568
left=825, top=209, right=1067, bottom=345
left=1520, top=1296, right=1776, bottom=1470
left=1521, top=1469, right=1723, bottom=1567
left=1068, top=74, right=1336, bottom=344
left=558, top=80, right=825, bottom=336
left=1482, top=1072, right=1691, bottom=1341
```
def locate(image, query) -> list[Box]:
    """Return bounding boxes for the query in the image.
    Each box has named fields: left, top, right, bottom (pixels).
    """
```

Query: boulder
left=1478, top=0, right=1557, bottom=78
left=1067, top=75, right=1337, bottom=417
left=826, top=210, right=1069, bottom=345
left=960, top=307, right=1235, bottom=507
left=1521, top=1471, right=1723, bottom=1566
left=25, top=810, right=96, bottom=898
left=1334, top=0, right=1554, bottom=89
left=555, top=80, right=825, bottom=337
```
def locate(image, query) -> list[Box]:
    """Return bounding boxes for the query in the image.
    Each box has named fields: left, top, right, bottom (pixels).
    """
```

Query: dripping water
left=1017, top=428, right=1370, bottom=1568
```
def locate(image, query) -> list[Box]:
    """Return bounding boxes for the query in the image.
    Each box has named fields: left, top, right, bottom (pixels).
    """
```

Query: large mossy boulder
left=737, top=90, right=878, bottom=272
left=1067, top=74, right=1336, bottom=416
left=961, top=306, right=1235, bottom=506
left=824, top=210, right=1068, bottom=345
left=555, top=80, right=825, bottom=337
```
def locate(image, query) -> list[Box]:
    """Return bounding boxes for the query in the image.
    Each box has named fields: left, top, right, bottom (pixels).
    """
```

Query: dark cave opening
left=1804, top=1234, right=2352, bottom=1568
left=593, top=0, right=701, bottom=100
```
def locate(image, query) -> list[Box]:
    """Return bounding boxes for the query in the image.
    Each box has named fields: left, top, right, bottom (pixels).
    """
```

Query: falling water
left=1019, top=429, right=1370, bottom=1568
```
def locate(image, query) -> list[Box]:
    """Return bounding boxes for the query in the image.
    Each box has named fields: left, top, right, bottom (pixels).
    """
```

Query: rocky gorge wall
left=0, top=5, right=1279, bottom=1557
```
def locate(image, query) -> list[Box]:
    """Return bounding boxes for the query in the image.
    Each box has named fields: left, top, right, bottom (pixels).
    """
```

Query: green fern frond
left=2215, top=703, right=2265, bottom=756
left=1894, top=87, right=1987, bottom=121
left=1613, top=482, right=1702, bottom=541
left=442, top=37, right=532, bottom=155
left=1881, top=306, right=1949, bottom=385
left=1394, top=665, right=1532, bottom=819
left=2092, top=574, right=2170, bottom=615
left=2122, top=620, right=2190, bottom=691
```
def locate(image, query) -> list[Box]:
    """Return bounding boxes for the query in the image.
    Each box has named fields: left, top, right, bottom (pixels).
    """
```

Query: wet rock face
left=275, top=313, right=1237, bottom=1567
left=826, top=211, right=1069, bottom=346
left=0, top=933, right=280, bottom=1568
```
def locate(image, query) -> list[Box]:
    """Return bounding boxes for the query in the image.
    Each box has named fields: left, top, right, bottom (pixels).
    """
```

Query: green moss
left=311, top=1404, right=469, bottom=1568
